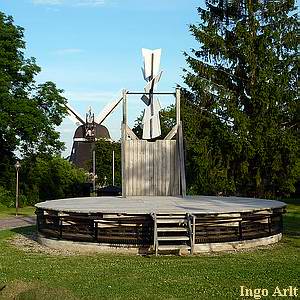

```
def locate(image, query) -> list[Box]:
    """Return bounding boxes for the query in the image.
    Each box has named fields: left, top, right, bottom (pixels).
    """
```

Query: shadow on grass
left=11, top=226, right=36, bottom=236
left=8, top=226, right=38, bottom=244
left=0, top=280, right=78, bottom=300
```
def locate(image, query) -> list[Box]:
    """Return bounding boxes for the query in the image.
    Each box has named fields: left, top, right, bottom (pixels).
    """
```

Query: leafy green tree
left=94, top=139, right=122, bottom=187
left=183, top=0, right=299, bottom=197
left=20, top=156, right=87, bottom=204
left=0, top=12, right=67, bottom=191
left=132, top=105, right=176, bottom=139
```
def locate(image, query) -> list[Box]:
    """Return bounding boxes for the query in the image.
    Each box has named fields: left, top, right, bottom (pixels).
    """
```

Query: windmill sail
left=142, top=98, right=161, bottom=140
left=141, top=48, right=162, bottom=140
left=65, top=103, right=85, bottom=125
left=95, top=93, right=123, bottom=125
left=142, top=48, right=161, bottom=80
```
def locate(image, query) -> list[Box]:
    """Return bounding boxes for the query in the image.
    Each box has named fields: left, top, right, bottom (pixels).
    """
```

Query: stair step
left=156, top=215, right=186, bottom=219
left=157, top=236, right=189, bottom=241
left=157, top=227, right=187, bottom=232
left=158, top=245, right=191, bottom=251
left=157, top=219, right=186, bottom=224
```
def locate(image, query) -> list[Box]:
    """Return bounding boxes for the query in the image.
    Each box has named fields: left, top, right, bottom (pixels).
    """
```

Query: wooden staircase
left=151, top=213, right=196, bottom=256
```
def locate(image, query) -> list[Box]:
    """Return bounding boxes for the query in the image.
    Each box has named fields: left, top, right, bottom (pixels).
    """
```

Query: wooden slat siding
left=149, top=143, right=154, bottom=196
left=127, top=140, right=131, bottom=196
left=131, top=140, right=135, bottom=196
left=124, top=140, right=180, bottom=196
left=174, top=140, right=180, bottom=195
left=177, top=122, right=186, bottom=196
left=134, top=140, right=137, bottom=196
left=132, top=140, right=137, bottom=195
left=136, top=141, right=140, bottom=196
left=159, top=141, right=164, bottom=195
left=164, top=141, right=169, bottom=195
left=153, top=143, right=159, bottom=196
left=135, top=140, right=139, bottom=196
left=128, top=140, right=132, bottom=196
left=141, top=141, right=145, bottom=195
left=163, top=141, right=167, bottom=195
left=145, top=141, right=150, bottom=195
left=166, top=140, right=171, bottom=195
left=138, top=140, right=143, bottom=195
left=172, top=140, right=179, bottom=195
left=169, top=140, right=173, bottom=195
left=172, top=140, right=178, bottom=194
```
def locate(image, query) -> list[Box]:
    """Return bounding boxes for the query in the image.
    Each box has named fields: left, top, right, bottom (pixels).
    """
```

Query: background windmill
left=65, top=95, right=122, bottom=170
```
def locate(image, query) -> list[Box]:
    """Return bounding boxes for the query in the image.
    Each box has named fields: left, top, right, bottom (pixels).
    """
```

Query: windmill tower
left=65, top=95, right=122, bottom=170
left=121, top=49, right=186, bottom=197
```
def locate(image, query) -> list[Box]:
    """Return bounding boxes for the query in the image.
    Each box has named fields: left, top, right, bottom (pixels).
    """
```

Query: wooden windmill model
left=121, top=49, right=186, bottom=197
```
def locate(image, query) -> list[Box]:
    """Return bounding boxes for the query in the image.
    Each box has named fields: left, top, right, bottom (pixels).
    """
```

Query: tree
left=132, top=105, right=176, bottom=139
left=183, top=0, right=299, bottom=197
left=0, top=12, right=67, bottom=190
left=94, top=139, right=122, bottom=187
left=20, top=156, right=87, bottom=204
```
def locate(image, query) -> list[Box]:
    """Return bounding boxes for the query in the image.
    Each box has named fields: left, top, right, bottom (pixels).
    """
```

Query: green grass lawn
left=0, top=199, right=299, bottom=300
left=0, top=204, right=35, bottom=219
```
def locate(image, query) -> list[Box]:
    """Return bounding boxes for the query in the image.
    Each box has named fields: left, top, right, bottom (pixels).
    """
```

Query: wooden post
left=178, top=123, right=186, bottom=197
left=153, top=214, right=158, bottom=256
left=192, top=215, right=196, bottom=254
left=176, top=88, right=180, bottom=125
left=122, top=89, right=127, bottom=128
left=92, top=149, right=96, bottom=195
left=122, top=90, right=127, bottom=197
left=15, top=168, right=19, bottom=216
left=112, top=150, right=115, bottom=186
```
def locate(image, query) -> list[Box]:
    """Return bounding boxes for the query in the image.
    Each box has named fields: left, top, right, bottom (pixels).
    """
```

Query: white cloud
left=32, top=0, right=105, bottom=7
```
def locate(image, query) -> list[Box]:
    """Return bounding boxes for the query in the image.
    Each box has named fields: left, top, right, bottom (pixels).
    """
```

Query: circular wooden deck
left=35, top=196, right=286, bottom=254
left=35, top=195, right=285, bottom=214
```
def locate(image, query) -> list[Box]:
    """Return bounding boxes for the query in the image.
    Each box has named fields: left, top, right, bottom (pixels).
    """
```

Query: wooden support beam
left=122, top=90, right=127, bottom=198
left=177, top=122, right=186, bottom=197
left=126, top=125, right=139, bottom=140
left=176, top=88, right=181, bottom=126
left=122, top=89, right=127, bottom=129
left=164, top=124, right=178, bottom=140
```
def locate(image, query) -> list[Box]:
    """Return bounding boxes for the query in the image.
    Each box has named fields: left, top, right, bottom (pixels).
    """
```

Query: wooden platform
left=35, top=196, right=285, bottom=214
left=35, top=196, right=286, bottom=255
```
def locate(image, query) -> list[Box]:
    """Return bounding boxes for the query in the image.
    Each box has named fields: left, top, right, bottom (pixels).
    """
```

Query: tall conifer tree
left=183, top=0, right=299, bottom=197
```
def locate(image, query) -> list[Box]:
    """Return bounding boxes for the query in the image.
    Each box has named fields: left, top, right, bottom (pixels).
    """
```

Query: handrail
left=151, top=213, right=158, bottom=256
left=187, top=213, right=196, bottom=255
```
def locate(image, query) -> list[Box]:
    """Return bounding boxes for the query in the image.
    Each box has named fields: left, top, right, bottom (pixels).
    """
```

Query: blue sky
left=1, top=0, right=203, bottom=157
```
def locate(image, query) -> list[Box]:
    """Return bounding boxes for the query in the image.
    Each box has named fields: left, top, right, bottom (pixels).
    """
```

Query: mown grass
left=0, top=199, right=299, bottom=300
left=0, top=204, right=35, bottom=219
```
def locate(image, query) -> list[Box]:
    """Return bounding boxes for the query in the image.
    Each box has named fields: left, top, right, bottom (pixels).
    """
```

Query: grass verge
left=0, top=199, right=299, bottom=300
left=0, top=204, right=35, bottom=219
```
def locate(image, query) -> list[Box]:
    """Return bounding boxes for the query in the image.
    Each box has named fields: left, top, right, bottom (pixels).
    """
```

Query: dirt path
left=0, top=216, right=36, bottom=230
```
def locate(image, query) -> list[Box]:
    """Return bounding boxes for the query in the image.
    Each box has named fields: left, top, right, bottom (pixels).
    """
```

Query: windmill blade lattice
left=141, top=48, right=162, bottom=140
